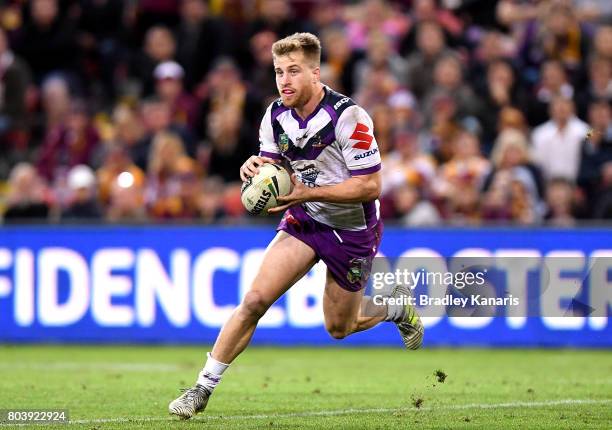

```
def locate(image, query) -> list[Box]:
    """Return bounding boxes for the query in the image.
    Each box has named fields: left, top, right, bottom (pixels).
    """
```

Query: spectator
left=353, top=31, right=407, bottom=91
left=3, top=162, right=50, bottom=222
left=354, top=67, right=400, bottom=113
left=424, top=54, right=481, bottom=124
left=544, top=177, right=578, bottom=226
left=435, top=130, right=491, bottom=201
left=404, top=20, right=450, bottom=101
left=498, top=106, right=529, bottom=137
left=577, top=100, right=612, bottom=213
left=0, top=27, right=31, bottom=177
left=483, top=128, right=545, bottom=202
left=434, top=130, right=490, bottom=223
left=248, top=0, right=309, bottom=42
left=96, top=141, right=146, bottom=206
left=145, top=131, right=201, bottom=219
left=197, top=58, right=262, bottom=143
left=175, top=0, right=231, bottom=89
left=248, top=30, right=278, bottom=104
left=593, top=162, right=612, bottom=218
left=527, top=60, right=575, bottom=127
left=37, top=100, right=99, bottom=181
left=61, top=164, right=102, bottom=220
left=106, top=172, right=148, bottom=222
left=131, top=96, right=195, bottom=170
left=538, top=3, right=589, bottom=75
left=479, top=59, right=527, bottom=147
left=110, top=103, right=145, bottom=154
left=205, top=108, right=259, bottom=183
left=576, top=56, right=612, bottom=117
left=345, top=0, right=409, bottom=51
left=75, top=0, right=125, bottom=102
left=592, top=25, right=612, bottom=61
left=400, top=0, right=463, bottom=56
left=14, top=0, right=77, bottom=83
left=531, top=96, right=589, bottom=182
left=469, top=31, right=512, bottom=92
left=388, top=90, right=421, bottom=133
left=381, top=129, right=436, bottom=198
left=392, top=183, right=441, bottom=226
left=154, top=61, right=199, bottom=131
left=320, top=26, right=361, bottom=96
left=131, top=25, right=176, bottom=96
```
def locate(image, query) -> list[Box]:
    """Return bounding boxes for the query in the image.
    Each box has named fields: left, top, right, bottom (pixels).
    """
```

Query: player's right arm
left=240, top=103, right=282, bottom=181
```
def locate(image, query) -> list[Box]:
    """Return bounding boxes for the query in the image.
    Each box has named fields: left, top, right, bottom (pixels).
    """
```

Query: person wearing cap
left=154, top=61, right=199, bottom=132
left=61, top=164, right=102, bottom=220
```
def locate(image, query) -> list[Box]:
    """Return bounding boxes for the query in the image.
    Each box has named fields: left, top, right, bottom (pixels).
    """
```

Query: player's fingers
left=244, top=163, right=259, bottom=177
left=259, top=156, right=276, bottom=164
left=268, top=203, right=291, bottom=214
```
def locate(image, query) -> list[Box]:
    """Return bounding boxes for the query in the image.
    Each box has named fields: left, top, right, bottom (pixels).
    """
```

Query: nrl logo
left=279, top=133, right=289, bottom=153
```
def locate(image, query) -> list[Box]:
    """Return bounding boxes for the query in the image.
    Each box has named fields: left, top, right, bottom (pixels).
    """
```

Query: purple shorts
left=277, top=205, right=383, bottom=292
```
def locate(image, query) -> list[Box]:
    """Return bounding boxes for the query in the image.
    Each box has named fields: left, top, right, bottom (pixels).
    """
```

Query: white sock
left=385, top=301, right=406, bottom=322
left=197, top=352, right=229, bottom=391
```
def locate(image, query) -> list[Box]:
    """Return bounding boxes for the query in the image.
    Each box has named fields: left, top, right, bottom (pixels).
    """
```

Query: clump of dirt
left=412, top=396, right=424, bottom=409
left=434, top=369, right=447, bottom=383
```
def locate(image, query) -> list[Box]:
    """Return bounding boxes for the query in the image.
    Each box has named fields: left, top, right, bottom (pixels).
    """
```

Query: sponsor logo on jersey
left=296, top=164, right=320, bottom=188
left=279, top=133, right=289, bottom=153
left=354, top=148, right=379, bottom=160
left=333, top=97, right=350, bottom=110
left=349, top=123, right=374, bottom=150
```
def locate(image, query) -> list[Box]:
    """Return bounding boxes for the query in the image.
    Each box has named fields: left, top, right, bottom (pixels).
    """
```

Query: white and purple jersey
left=259, top=86, right=381, bottom=231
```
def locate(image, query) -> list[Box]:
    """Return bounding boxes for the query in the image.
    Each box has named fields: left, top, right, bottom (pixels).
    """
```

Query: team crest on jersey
left=311, top=134, right=324, bottom=148
left=347, top=257, right=370, bottom=285
left=296, top=164, right=320, bottom=188
left=279, top=133, right=289, bottom=153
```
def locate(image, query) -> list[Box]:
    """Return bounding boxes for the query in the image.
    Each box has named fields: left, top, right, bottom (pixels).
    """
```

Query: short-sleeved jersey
left=259, top=86, right=381, bottom=231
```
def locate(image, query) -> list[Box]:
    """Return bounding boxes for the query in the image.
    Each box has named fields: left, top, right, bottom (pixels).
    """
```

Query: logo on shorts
left=347, top=257, right=370, bottom=285
left=279, top=133, right=289, bottom=153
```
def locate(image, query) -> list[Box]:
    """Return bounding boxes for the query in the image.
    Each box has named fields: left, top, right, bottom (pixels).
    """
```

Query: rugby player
left=169, top=32, right=423, bottom=419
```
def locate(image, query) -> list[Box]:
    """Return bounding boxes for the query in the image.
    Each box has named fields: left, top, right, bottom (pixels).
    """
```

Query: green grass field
left=0, top=345, right=610, bottom=429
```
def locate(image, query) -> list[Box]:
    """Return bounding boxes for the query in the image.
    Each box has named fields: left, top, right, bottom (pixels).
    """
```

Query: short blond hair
left=272, top=32, right=321, bottom=67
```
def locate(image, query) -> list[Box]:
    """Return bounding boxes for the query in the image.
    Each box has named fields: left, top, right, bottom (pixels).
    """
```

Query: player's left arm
left=268, top=105, right=381, bottom=213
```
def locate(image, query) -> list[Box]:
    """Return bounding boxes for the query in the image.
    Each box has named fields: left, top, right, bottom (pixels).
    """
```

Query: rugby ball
left=241, top=163, right=292, bottom=215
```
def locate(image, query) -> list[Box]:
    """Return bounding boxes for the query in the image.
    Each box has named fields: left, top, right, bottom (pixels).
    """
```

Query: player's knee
left=325, top=323, right=351, bottom=340
left=240, top=290, right=270, bottom=319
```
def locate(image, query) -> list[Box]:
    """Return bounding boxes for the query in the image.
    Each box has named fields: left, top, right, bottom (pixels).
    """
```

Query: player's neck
left=294, top=84, right=325, bottom=120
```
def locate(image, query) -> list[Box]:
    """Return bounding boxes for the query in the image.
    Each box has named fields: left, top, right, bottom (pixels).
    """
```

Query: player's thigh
left=322, top=268, right=364, bottom=330
left=245, top=231, right=317, bottom=311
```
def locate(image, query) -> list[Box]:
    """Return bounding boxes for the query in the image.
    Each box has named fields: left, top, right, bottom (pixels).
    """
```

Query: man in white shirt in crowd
left=531, top=96, right=589, bottom=182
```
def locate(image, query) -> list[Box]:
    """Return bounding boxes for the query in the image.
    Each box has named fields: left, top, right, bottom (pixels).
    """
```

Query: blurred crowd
left=0, top=0, right=611, bottom=226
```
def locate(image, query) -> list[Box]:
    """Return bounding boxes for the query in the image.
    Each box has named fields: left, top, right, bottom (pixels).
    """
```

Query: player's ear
left=312, top=66, right=320, bottom=84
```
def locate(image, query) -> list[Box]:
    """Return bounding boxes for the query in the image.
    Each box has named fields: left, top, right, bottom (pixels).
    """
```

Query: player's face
left=274, top=51, right=318, bottom=108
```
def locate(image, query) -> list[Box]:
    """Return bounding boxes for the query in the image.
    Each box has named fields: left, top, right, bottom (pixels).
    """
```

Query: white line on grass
left=3, top=398, right=608, bottom=426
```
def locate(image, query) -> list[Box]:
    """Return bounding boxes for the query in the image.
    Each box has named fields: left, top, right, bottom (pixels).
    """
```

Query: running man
left=169, top=32, right=423, bottom=420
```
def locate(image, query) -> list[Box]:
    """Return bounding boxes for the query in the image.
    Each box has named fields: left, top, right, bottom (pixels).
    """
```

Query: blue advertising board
left=0, top=226, right=610, bottom=347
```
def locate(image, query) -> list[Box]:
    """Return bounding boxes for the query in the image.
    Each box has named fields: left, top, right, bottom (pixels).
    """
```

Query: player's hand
left=239, top=155, right=277, bottom=181
left=268, top=174, right=310, bottom=214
